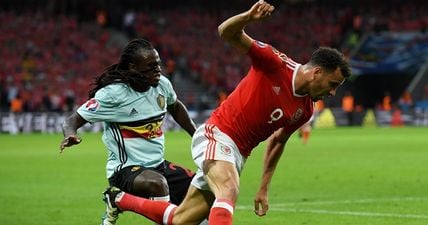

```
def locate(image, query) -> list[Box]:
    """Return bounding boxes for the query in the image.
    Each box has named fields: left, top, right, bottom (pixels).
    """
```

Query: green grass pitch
left=0, top=127, right=427, bottom=225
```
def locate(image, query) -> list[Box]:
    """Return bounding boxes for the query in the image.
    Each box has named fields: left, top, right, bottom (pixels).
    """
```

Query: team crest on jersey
left=220, top=145, right=232, bottom=156
left=157, top=94, right=165, bottom=109
left=288, top=108, right=304, bottom=125
left=256, top=41, right=267, bottom=48
left=85, top=98, right=99, bottom=112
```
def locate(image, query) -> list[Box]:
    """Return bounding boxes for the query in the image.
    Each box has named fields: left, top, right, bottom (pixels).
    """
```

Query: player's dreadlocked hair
left=88, top=38, right=154, bottom=98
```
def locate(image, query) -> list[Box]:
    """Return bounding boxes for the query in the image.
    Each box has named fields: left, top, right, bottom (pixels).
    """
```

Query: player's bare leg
left=105, top=184, right=213, bottom=225
left=171, top=185, right=215, bottom=225
left=203, top=160, right=240, bottom=225
left=101, top=170, right=170, bottom=225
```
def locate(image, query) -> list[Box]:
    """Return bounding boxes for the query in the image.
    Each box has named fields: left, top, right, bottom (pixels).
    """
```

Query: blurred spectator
left=123, top=10, right=137, bottom=37
left=164, top=59, right=176, bottom=84
left=315, top=99, right=325, bottom=112
left=0, top=78, right=9, bottom=111
left=424, top=84, right=428, bottom=101
left=342, top=91, right=355, bottom=126
left=10, top=93, right=24, bottom=113
left=2, top=1, right=428, bottom=112
left=216, top=90, right=227, bottom=107
left=398, top=91, right=413, bottom=113
left=382, top=92, right=392, bottom=111
left=298, top=121, right=312, bottom=145
left=415, top=84, right=428, bottom=109
left=0, top=12, right=121, bottom=112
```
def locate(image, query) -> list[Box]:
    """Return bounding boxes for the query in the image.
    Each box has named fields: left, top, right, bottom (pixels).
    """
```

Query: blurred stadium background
left=1, top=0, right=428, bottom=133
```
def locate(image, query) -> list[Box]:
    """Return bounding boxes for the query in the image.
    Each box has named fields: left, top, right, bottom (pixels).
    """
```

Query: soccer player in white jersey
left=59, top=38, right=198, bottom=225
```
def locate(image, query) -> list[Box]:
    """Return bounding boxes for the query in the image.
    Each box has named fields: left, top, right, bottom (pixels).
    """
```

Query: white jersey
left=77, top=75, right=176, bottom=178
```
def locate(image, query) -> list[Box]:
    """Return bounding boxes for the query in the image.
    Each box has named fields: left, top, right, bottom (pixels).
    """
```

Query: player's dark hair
left=88, top=39, right=154, bottom=98
left=309, top=47, right=351, bottom=79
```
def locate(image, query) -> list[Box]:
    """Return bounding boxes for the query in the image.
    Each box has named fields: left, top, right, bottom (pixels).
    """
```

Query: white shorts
left=190, top=123, right=246, bottom=191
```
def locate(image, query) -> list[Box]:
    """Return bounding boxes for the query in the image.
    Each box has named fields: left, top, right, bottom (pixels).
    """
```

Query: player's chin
left=148, top=76, right=160, bottom=87
left=150, top=80, right=160, bottom=87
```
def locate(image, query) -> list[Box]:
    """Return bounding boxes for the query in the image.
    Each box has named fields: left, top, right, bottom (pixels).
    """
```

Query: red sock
left=117, top=193, right=176, bottom=225
left=208, top=199, right=234, bottom=225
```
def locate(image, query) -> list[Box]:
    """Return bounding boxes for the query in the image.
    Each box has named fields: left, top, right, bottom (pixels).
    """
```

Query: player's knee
left=226, top=185, right=240, bottom=200
left=216, top=180, right=239, bottom=202
left=132, top=170, right=169, bottom=198
left=216, top=179, right=239, bottom=201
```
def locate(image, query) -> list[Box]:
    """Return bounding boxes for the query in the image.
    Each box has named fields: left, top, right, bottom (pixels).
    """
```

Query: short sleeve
left=161, top=76, right=177, bottom=106
left=77, top=85, right=125, bottom=123
left=248, top=40, right=283, bottom=72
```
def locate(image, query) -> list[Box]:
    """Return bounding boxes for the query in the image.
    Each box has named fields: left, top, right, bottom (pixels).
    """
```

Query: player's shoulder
left=250, top=40, right=272, bottom=53
left=254, top=40, right=270, bottom=48
left=159, top=75, right=172, bottom=86
left=157, top=75, right=174, bottom=91
left=98, top=83, right=130, bottom=95
left=95, top=83, right=131, bottom=102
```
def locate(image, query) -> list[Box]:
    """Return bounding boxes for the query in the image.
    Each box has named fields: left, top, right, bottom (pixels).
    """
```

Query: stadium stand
left=1, top=0, right=428, bottom=131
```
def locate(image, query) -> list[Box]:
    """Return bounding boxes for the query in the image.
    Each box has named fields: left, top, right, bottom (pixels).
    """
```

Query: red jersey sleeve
left=248, top=40, right=283, bottom=73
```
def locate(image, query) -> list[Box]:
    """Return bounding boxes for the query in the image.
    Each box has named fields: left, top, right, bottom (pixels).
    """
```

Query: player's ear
left=312, top=67, right=323, bottom=79
left=307, top=67, right=318, bottom=81
left=314, top=66, right=323, bottom=75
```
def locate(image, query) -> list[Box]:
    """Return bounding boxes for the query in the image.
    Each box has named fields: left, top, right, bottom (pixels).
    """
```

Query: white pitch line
left=275, top=208, right=428, bottom=219
left=236, top=197, right=428, bottom=220
left=236, top=206, right=428, bottom=219
left=270, top=196, right=428, bottom=207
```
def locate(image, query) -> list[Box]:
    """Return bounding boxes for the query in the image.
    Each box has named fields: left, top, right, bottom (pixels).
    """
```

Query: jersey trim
left=204, top=124, right=216, bottom=160
left=292, top=64, right=306, bottom=97
left=111, top=123, right=127, bottom=173
left=116, top=113, right=165, bottom=127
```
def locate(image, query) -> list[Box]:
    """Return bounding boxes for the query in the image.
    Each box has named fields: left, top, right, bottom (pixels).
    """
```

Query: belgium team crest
left=157, top=94, right=165, bottom=109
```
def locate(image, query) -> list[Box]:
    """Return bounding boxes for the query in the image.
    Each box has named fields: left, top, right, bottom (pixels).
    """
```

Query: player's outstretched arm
left=218, top=0, right=275, bottom=53
left=167, top=99, right=197, bottom=136
left=254, top=128, right=290, bottom=216
left=60, top=112, right=87, bottom=153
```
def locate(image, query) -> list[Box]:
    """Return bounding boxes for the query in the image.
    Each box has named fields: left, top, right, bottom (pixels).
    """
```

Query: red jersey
left=207, top=41, right=314, bottom=157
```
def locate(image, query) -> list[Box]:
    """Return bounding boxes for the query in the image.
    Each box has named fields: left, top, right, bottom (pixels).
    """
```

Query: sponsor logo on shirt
left=120, top=120, right=164, bottom=139
left=85, top=98, right=99, bottom=112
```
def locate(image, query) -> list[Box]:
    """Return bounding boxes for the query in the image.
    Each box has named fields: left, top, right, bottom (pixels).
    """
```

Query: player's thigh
left=203, top=160, right=240, bottom=200
left=109, top=165, right=145, bottom=193
left=132, top=169, right=169, bottom=197
left=109, top=165, right=168, bottom=198
left=173, top=185, right=214, bottom=225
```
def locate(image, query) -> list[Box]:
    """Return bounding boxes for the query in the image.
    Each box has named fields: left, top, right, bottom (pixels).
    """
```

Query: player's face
left=132, top=49, right=162, bottom=87
left=308, top=67, right=345, bottom=101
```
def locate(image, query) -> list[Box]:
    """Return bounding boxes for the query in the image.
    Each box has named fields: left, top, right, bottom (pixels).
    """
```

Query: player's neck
left=294, top=64, right=310, bottom=95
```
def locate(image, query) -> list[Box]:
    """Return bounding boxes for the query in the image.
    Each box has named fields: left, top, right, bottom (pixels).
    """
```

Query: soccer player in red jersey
left=103, top=1, right=351, bottom=224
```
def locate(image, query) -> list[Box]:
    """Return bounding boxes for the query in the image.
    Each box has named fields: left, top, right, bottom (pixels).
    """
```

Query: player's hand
left=59, top=135, right=82, bottom=153
left=254, top=189, right=269, bottom=216
left=247, top=0, right=275, bottom=21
